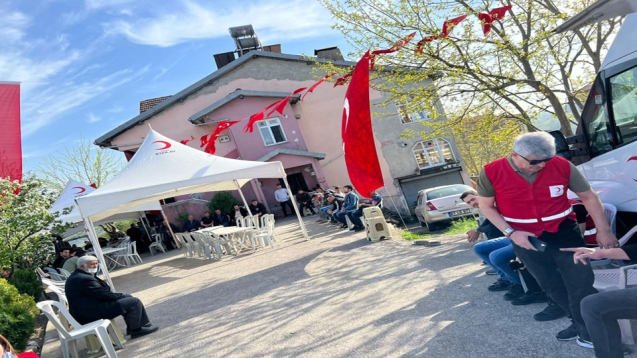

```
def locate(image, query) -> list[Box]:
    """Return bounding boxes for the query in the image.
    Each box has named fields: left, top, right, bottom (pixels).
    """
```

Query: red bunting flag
left=342, top=51, right=383, bottom=197
left=89, top=183, right=97, bottom=189
left=479, top=5, right=512, bottom=36
left=244, top=101, right=279, bottom=132
left=179, top=136, right=195, bottom=145
left=371, top=32, right=417, bottom=55
left=302, top=73, right=337, bottom=101
left=267, top=87, right=307, bottom=116
left=0, top=83, right=22, bottom=183
left=204, top=120, right=240, bottom=154
left=442, top=14, right=468, bottom=38
left=200, top=134, right=209, bottom=147
left=334, top=72, right=353, bottom=87
left=414, top=35, right=439, bottom=54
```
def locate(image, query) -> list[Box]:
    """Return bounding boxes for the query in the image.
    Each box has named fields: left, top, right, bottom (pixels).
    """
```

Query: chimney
left=262, top=44, right=282, bottom=53
left=139, top=96, right=171, bottom=113
left=314, top=46, right=344, bottom=61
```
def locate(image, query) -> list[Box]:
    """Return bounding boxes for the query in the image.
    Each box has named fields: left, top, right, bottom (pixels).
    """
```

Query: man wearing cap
left=65, top=256, right=158, bottom=339
left=477, top=132, right=618, bottom=349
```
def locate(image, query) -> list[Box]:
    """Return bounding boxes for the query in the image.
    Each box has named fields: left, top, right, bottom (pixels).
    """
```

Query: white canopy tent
left=49, top=180, right=162, bottom=226
left=75, top=129, right=308, bottom=288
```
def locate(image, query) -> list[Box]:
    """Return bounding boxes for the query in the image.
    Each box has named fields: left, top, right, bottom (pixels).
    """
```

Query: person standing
left=274, top=183, right=295, bottom=218
left=477, top=132, right=618, bottom=349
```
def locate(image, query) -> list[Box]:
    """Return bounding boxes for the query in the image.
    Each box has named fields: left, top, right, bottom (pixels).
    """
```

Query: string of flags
left=180, top=5, right=513, bottom=157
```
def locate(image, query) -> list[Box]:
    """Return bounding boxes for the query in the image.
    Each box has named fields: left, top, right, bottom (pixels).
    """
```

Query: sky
left=1, top=0, right=351, bottom=172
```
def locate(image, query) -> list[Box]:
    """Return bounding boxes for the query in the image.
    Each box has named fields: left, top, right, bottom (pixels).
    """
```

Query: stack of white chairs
left=247, top=214, right=278, bottom=249
left=188, top=232, right=213, bottom=259
left=174, top=233, right=193, bottom=257
left=45, top=267, right=67, bottom=281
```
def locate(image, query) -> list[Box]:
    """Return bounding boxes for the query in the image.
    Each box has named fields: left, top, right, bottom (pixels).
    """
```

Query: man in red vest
left=477, top=132, right=618, bottom=350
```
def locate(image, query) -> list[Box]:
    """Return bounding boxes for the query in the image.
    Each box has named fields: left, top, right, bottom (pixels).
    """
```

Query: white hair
left=513, top=132, right=556, bottom=158
left=77, top=255, right=98, bottom=268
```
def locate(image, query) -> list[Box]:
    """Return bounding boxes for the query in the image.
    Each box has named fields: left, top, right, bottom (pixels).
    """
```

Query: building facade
left=95, top=50, right=470, bottom=222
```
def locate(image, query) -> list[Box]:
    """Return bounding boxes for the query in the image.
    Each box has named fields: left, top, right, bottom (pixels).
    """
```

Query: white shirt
left=234, top=210, right=243, bottom=220
left=274, top=188, right=290, bottom=202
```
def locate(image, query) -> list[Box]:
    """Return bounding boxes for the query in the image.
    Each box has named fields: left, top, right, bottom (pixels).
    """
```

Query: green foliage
left=0, top=178, right=72, bottom=279
left=9, top=270, right=43, bottom=300
left=0, top=278, right=39, bottom=351
left=401, top=217, right=477, bottom=240
left=208, top=192, right=239, bottom=214
left=316, top=0, right=621, bottom=138
left=177, top=213, right=189, bottom=224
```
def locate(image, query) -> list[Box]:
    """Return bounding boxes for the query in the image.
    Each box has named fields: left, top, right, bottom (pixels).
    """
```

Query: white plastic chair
left=174, top=233, right=194, bottom=258
left=37, top=300, right=123, bottom=358
left=45, top=267, right=67, bottom=281
left=127, top=241, right=143, bottom=265
left=148, top=234, right=166, bottom=256
left=189, top=232, right=213, bottom=259
left=58, top=268, right=72, bottom=278
left=112, top=241, right=132, bottom=267
left=42, top=278, right=67, bottom=290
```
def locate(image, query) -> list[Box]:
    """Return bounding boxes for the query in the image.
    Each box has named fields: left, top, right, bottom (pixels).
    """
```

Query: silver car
left=414, top=184, right=479, bottom=231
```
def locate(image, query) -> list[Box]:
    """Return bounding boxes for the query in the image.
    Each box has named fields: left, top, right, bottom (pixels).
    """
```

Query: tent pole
left=75, top=199, right=116, bottom=290
left=234, top=180, right=254, bottom=221
left=139, top=215, right=152, bottom=241
left=283, top=177, right=310, bottom=240
left=160, top=207, right=180, bottom=249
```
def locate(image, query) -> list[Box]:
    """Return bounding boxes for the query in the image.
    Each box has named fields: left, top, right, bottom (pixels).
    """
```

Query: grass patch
left=401, top=217, right=478, bottom=241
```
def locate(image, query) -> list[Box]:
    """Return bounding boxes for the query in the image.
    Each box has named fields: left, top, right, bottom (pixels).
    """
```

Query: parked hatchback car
left=414, top=184, right=479, bottom=231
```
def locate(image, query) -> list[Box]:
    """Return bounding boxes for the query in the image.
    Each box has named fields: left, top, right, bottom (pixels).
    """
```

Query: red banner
left=204, top=120, right=240, bottom=154
left=342, top=51, right=384, bottom=197
left=0, top=83, right=22, bottom=182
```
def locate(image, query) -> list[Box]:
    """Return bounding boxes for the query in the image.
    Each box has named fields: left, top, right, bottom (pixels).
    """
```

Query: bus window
left=580, top=73, right=613, bottom=157
left=610, top=66, right=637, bottom=147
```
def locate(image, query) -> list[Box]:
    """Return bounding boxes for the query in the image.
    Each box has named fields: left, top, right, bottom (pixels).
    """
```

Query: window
left=579, top=73, right=613, bottom=157
left=610, top=66, right=637, bottom=147
left=412, top=138, right=456, bottom=169
left=257, top=118, right=287, bottom=146
left=396, top=102, right=430, bottom=124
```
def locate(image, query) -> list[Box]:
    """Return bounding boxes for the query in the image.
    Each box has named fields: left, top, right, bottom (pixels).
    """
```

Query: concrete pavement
left=41, top=216, right=602, bottom=357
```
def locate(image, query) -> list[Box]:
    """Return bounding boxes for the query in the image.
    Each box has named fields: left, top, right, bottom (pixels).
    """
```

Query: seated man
left=561, top=245, right=637, bottom=358
left=62, top=248, right=86, bottom=274
left=320, top=194, right=342, bottom=224
left=51, top=248, right=70, bottom=270
left=200, top=212, right=214, bottom=228
left=65, top=256, right=158, bottom=339
left=248, top=199, right=268, bottom=217
left=347, top=191, right=382, bottom=232
left=295, top=189, right=316, bottom=217
left=212, top=209, right=230, bottom=227
left=159, top=220, right=179, bottom=250
left=183, top=215, right=201, bottom=232
left=229, top=204, right=249, bottom=226
left=334, top=185, right=358, bottom=229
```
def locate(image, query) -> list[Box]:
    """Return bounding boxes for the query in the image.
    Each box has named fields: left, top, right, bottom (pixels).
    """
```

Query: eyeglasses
left=517, top=153, right=554, bottom=165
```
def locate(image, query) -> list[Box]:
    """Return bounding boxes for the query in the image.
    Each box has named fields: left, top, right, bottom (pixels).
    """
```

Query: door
left=280, top=173, right=308, bottom=195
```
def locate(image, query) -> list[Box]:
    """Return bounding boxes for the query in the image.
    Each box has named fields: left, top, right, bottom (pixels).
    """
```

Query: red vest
left=484, top=156, right=576, bottom=237
left=570, top=200, right=597, bottom=245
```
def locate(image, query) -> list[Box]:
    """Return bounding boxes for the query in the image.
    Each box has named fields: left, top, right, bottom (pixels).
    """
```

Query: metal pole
left=283, top=176, right=310, bottom=240
left=234, top=180, right=256, bottom=225
left=139, top=215, right=152, bottom=240
left=382, top=186, right=408, bottom=228
left=160, top=207, right=180, bottom=249
left=75, top=199, right=116, bottom=290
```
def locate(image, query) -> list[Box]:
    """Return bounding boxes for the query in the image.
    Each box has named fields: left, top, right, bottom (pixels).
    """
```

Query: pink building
left=95, top=49, right=470, bottom=223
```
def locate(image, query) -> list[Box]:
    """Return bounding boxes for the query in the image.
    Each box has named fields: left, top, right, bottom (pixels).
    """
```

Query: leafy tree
left=209, top=192, right=239, bottom=215
left=0, top=178, right=71, bottom=279
left=0, top=278, right=39, bottom=351
left=36, top=138, right=125, bottom=193
left=317, top=0, right=620, bottom=137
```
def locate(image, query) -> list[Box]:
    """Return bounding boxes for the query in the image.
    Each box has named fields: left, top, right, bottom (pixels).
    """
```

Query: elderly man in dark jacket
left=64, top=255, right=158, bottom=339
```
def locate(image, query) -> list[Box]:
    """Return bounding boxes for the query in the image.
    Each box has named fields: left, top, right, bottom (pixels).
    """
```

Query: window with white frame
left=396, top=101, right=431, bottom=124
left=257, top=118, right=287, bottom=146
left=412, top=138, right=456, bottom=169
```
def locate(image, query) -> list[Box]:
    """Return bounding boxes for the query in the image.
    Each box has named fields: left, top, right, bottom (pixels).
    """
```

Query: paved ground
left=41, top=216, right=612, bottom=358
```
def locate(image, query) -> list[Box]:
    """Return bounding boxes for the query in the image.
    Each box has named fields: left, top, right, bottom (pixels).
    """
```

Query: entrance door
left=280, top=173, right=308, bottom=194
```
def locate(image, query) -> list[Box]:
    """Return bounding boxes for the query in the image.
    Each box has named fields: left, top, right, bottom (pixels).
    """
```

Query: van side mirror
left=548, top=130, right=572, bottom=161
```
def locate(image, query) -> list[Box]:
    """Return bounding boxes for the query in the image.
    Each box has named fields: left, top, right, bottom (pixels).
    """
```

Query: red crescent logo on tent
left=628, top=156, right=637, bottom=182
left=153, top=140, right=172, bottom=150
left=72, top=186, right=86, bottom=194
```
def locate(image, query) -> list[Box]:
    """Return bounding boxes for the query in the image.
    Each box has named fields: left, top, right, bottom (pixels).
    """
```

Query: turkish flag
left=479, top=6, right=512, bottom=36
left=334, top=72, right=353, bottom=87
left=204, top=120, right=240, bottom=154
left=302, top=73, right=337, bottom=101
left=372, top=32, right=417, bottom=55
left=442, top=14, right=468, bottom=38
left=342, top=51, right=383, bottom=197
left=179, top=136, right=195, bottom=145
left=0, top=83, right=21, bottom=183
left=267, top=87, right=306, bottom=116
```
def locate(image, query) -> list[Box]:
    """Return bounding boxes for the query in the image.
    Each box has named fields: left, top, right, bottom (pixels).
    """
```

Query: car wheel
left=420, top=219, right=427, bottom=227
left=426, top=221, right=439, bottom=232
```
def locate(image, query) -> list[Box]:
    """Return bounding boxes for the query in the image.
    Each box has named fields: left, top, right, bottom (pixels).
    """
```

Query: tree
left=317, top=0, right=620, bottom=137
left=0, top=178, right=71, bottom=279
left=36, top=138, right=125, bottom=193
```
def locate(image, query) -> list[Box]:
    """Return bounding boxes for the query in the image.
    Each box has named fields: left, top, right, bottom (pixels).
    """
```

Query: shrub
left=0, top=279, right=39, bottom=351
left=10, top=270, right=43, bottom=300
left=209, top=191, right=239, bottom=215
